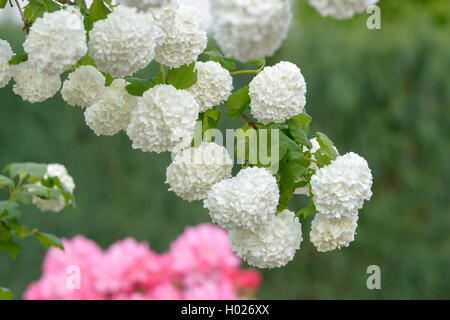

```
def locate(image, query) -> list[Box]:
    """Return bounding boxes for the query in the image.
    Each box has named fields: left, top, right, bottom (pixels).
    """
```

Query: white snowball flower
left=12, top=62, right=61, bottom=103
left=249, top=61, right=307, bottom=125
left=33, top=164, right=75, bottom=213
left=126, top=84, right=199, bottom=153
left=85, top=79, right=138, bottom=136
left=228, top=209, right=302, bottom=268
left=155, top=5, right=207, bottom=68
left=0, top=39, right=13, bottom=88
left=310, top=214, right=358, bottom=252
left=311, top=152, right=373, bottom=219
left=61, top=66, right=106, bottom=108
left=166, top=142, right=233, bottom=202
left=308, top=0, right=379, bottom=20
left=187, top=61, right=233, bottom=112
left=204, top=167, right=279, bottom=232
left=149, top=0, right=180, bottom=35
left=121, top=0, right=176, bottom=10
left=89, top=6, right=164, bottom=77
left=23, top=7, right=87, bottom=75
left=294, top=138, right=339, bottom=196
left=210, top=0, right=292, bottom=63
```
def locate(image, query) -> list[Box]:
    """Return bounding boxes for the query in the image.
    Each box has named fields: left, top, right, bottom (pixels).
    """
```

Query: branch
left=14, top=0, right=29, bottom=34
left=241, top=114, right=257, bottom=130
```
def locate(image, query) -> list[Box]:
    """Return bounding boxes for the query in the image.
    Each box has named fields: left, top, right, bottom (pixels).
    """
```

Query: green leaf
left=277, top=159, right=307, bottom=213
left=9, top=53, right=28, bottom=65
left=200, top=108, right=221, bottom=137
left=0, top=202, right=21, bottom=219
left=287, top=118, right=312, bottom=148
left=89, top=0, right=111, bottom=22
left=0, top=175, right=13, bottom=189
left=293, top=110, right=313, bottom=129
left=125, top=74, right=163, bottom=96
left=225, top=86, right=251, bottom=119
left=250, top=57, right=266, bottom=67
left=296, top=202, right=316, bottom=219
left=279, top=129, right=301, bottom=161
left=0, top=240, right=22, bottom=260
left=0, top=0, right=8, bottom=9
left=203, top=49, right=236, bottom=71
left=6, top=163, right=47, bottom=179
left=0, top=287, right=14, bottom=300
left=35, top=232, right=64, bottom=250
left=24, top=0, right=61, bottom=25
left=166, top=63, right=197, bottom=89
left=316, top=132, right=339, bottom=161
left=71, top=54, right=96, bottom=70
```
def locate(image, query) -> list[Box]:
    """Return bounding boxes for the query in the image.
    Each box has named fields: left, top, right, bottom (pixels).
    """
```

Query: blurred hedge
left=0, top=0, right=449, bottom=299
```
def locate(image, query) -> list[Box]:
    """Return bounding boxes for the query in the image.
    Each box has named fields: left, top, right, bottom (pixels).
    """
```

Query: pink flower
left=183, top=277, right=238, bottom=300
left=224, top=268, right=262, bottom=293
left=147, top=282, right=183, bottom=300
left=170, top=223, right=240, bottom=275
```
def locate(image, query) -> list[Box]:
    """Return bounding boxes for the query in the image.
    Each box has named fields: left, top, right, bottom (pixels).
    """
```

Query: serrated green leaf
left=125, top=75, right=161, bottom=96
left=293, top=110, right=312, bottom=128
left=277, top=159, right=307, bottom=213
left=24, top=0, right=61, bottom=25
left=166, top=63, right=197, bottom=89
left=316, top=132, right=339, bottom=161
left=6, top=163, right=47, bottom=179
left=89, top=0, right=110, bottom=22
left=35, top=232, right=64, bottom=250
left=203, top=49, right=236, bottom=71
left=0, top=240, right=22, bottom=260
left=296, top=202, right=316, bottom=219
left=200, top=108, right=221, bottom=137
left=287, top=118, right=312, bottom=148
left=225, top=86, right=251, bottom=119
left=0, top=287, right=14, bottom=300
left=0, top=175, right=13, bottom=189
left=9, top=53, right=28, bottom=65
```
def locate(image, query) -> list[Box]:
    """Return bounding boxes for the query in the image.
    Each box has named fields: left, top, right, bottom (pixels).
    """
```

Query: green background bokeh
left=0, top=0, right=449, bottom=299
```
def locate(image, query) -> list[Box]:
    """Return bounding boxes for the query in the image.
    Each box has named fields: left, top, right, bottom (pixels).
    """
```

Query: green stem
left=160, top=64, right=166, bottom=83
left=303, top=157, right=325, bottom=167
left=230, top=70, right=260, bottom=76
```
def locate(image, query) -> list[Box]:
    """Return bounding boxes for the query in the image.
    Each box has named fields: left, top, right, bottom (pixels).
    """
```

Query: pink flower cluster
left=24, top=223, right=262, bottom=300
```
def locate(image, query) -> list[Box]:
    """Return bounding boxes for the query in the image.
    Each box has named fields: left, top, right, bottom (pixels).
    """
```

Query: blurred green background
left=0, top=0, right=449, bottom=299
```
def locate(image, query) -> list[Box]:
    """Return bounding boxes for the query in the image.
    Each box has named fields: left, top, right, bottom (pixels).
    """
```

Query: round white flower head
left=122, top=0, right=176, bottom=10
left=311, top=152, right=373, bottom=218
left=229, top=209, right=302, bottom=268
left=210, top=0, right=292, bottom=63
left=85, top=79, right=138, bottom=136
left=12, top=62, right=61, bottom=103
left=0, top=39, right=13, bottom=88
left=310, top=214, right=358, bottom=252
left=61, top=66, right=106, bottom=108
left=249, top=61, right=307, bottom=125
left=23, top=7, right=87, bottom=75
left=89, top=6, right=164, bottom=77
left=204, top=167, right=279, bottom=231
left=308, top=0, right=379, bottom=20
left=166, top=142, right=233, bottom=202
left=187, top=61, right=233, bottom=112
left=294, top=138, right=339, bottom=196
left=33, top=164, right=75, bottom=213
left=149, top=0, right=179, bottom=35
left=155, top=5, right=207, bottom=68
left=126, top=84, right=199, bottom=153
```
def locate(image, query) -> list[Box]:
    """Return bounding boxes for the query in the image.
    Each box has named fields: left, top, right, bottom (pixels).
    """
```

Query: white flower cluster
left=126, top=84, right=199, bottom=153
left=204, top=167, right=279, bottom=232
left=166, top=142, right=233, bottom=202
left=229, top=210, right=302, bottom=268
left=89, top=6, right=164, bottom=77
left=33, top=164, right=76, bottom=213
left=310, top=214, right=358, bottom=252
left=249, top=61, right=307, bottom=125
left=0, top=39, right=13, bottom=88
left=309, top=0, right=379, bottom=20
left=311, top=152, right=373, bottom=219
left=210, top=0, right=292, bottom=62
left=61, top=66, right=106, bottom=108
left=12, top=62, right=61, bottom=103
left=155, top=6, right=207, bottom=68
left=149, top=0, right=179, bottom=34
left=187, top=61, right=233, bottom=112
left=23, top=7, right=87, bottom=75
left=85, top=79, right=138, bottom=136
